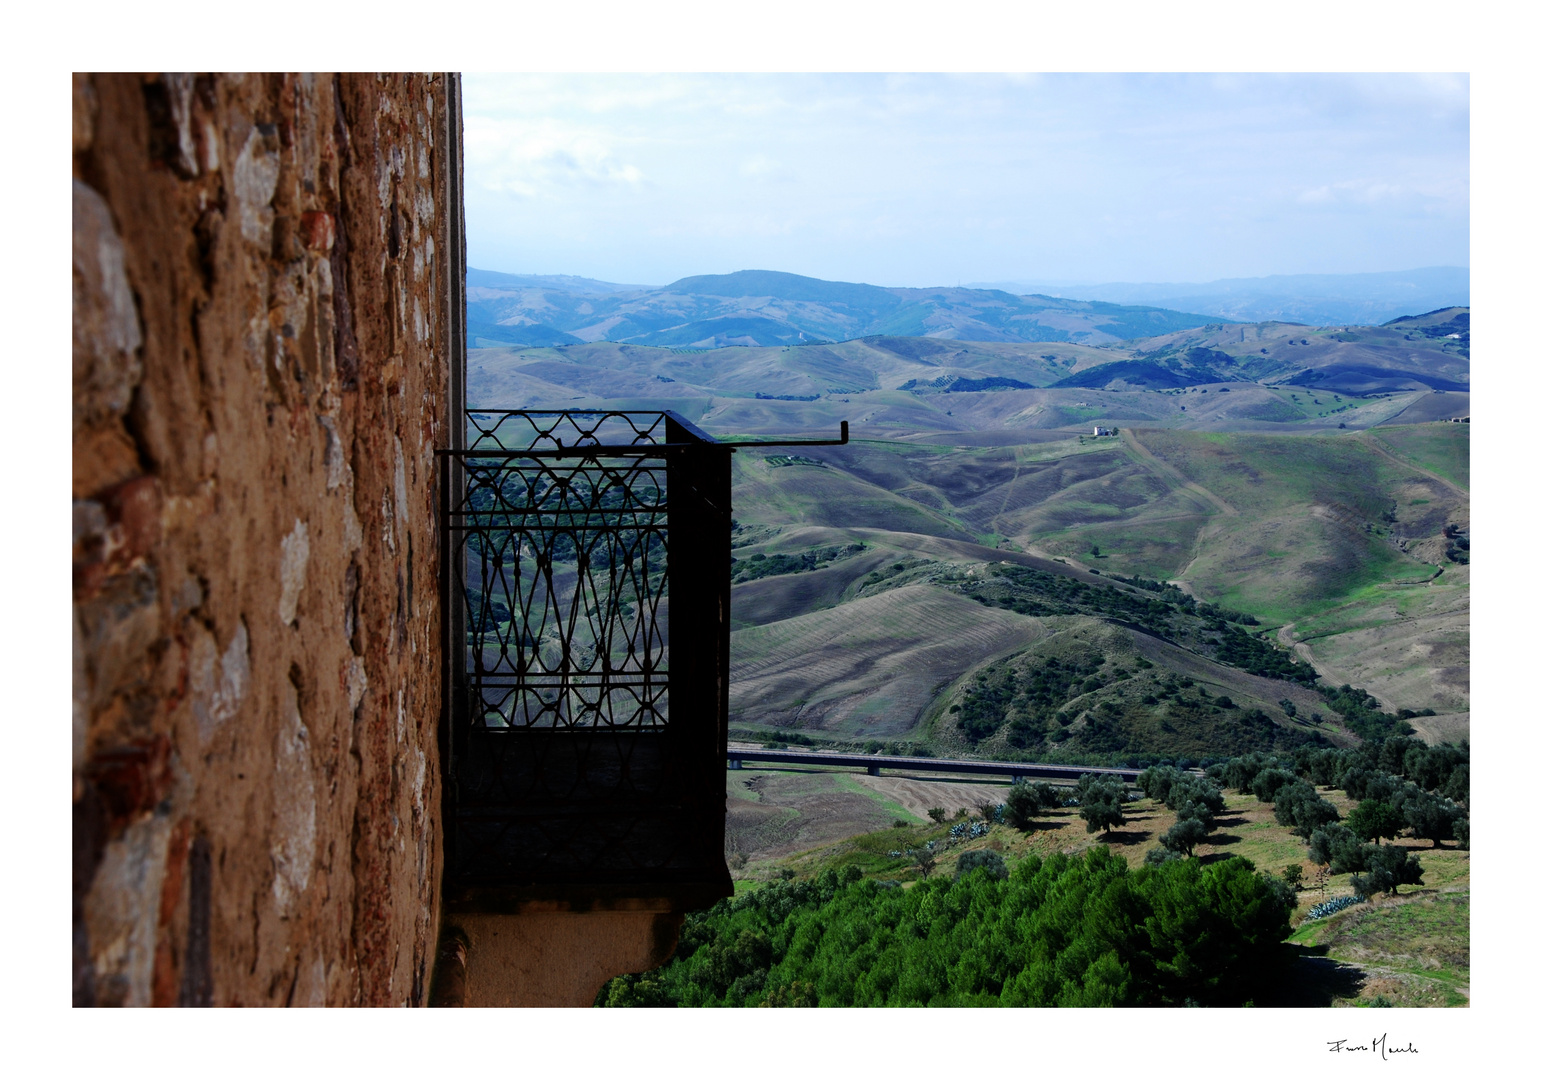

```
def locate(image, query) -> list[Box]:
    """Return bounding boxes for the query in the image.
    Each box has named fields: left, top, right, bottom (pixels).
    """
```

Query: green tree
left=1346, top=798, right=1404, bottom=845
left=1282, top=864, right=1304, bottom=890
left=1250, top=768, right=1296, bottom=802
left=1403, top=791, right=1462, bottom=848
left=955, top=849, right=1007, bottom=880
left=913, top=847, right=937, bottom=878
left=1137, top=765, right=1182, bottom=804
left=1004, top=784, right=1042, bottom=831
left=1308, top=824, right=1370, bottom=874
left=1166, top=776, right=1225, bottom=816
left=1160, top=817, right=1208, bottom=856
left=926, top=807, right=947, bottom=824
left=1080, top=798, right=1126, bottom=835
left=1273, top=780, right=1340, bottom=838
left=1030, top=782, right=1065, bottom=808
left=1351, top=845, right=1424, bottom=898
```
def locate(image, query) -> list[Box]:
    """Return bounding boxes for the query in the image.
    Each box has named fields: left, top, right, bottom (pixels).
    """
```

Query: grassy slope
left=730, top=584, right=1047, bottom=737
left=1124, top=429, right=1458, bottom=622
left=725, top=424, right=1467, bottom=746
left=1368, top=423, right=1470, bottom=490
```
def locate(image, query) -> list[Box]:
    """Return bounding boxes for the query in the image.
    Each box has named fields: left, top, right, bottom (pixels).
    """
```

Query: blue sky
left=463, top=73, right=1469, bottom=289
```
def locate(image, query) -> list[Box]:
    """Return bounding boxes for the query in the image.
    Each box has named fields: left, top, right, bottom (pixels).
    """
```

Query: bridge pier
left=728, top=758, right=742, bottom=770
left=866, top=765, right=881, bottom=776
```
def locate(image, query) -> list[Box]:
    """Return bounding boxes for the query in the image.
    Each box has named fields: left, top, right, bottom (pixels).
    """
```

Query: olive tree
left=1347, top=798, right=1404, bottom=845
left=1351, top=845, right=1424, bottom=898
left=1160, top=817, right=1208, bottom=857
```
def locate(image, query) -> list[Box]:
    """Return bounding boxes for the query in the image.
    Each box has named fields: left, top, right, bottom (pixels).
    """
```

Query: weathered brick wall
left=72, top=73, right=452, bottom=1006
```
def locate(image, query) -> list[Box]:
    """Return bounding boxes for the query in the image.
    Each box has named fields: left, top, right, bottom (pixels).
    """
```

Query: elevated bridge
left=725, top=747, right=1142, bottom=784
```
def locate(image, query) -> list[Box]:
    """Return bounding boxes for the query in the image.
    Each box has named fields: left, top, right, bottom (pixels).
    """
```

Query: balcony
left=438, top=410, right=735, bottom=913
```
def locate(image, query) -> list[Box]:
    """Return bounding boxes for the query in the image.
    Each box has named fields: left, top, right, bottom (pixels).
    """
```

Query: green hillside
left=724, top=424, right=1468, bottom=755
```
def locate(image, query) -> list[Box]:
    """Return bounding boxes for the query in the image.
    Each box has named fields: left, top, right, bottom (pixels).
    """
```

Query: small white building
left=1091, top=425, right=1114, bottom=436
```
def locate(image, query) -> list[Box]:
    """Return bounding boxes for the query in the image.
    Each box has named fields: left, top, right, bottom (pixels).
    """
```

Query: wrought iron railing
left=439, top=410, right=734, bottom=905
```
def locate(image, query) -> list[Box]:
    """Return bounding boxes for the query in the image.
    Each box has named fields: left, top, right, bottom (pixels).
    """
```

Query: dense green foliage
left=732, top=543, right=866, bottom=584
left=955, top=850, right=1008, bottom=880
left=1317, top=684, right=1416, bottom=740
left=1351, top=845, right=1424, bottom=898
left=1309, top=823, right=1371, bottom=874
left=598, top=849, right=1296, bottom=1007
left=1003, top=784, right=1043, bottom=830
left=960, top=567, right=1311, bottom=687
left=953, top=652, right=1323, bottom=759
left=1211, top=624, right=1317, bottom=684
left=1135, top=767, right=1225, bottom=858
left=1271, top=780, right=1340, bottom=838
left=1346, top=799, right=1404, bottom=845
left=953, top=652, right=1107, bottom=745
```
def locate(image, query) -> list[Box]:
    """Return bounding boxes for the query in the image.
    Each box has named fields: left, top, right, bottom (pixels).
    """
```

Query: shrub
left=1077, top=773, right=1127, bottom=802
left=1402, top=741, right=1467, bottom=793
left=1338, top=766, right=1374, bottom=800
left=1282, top=864, right=1304, bottom=890
left=1080, top=799, right=1126, bottom=835
left=1259, top=873, right=1300, bottom=911
left=1145, top=846, right=1181, bottom=867
left=1441, top=764, right=1469, bottom=806
left=1306, top=893, right=1365, bottom=920
left=1221, top=751, right=1293, bottom=793
left=926, top=807, right=947, bottom=823
left=955, top=849, right=1008, bottom=880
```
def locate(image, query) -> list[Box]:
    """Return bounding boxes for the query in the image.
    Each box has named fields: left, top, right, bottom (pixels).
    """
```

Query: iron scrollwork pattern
left=442, top=411, right=731, bottom=898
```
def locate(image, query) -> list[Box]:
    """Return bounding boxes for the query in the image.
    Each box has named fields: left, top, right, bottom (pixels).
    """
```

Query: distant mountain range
left=468, top=303, right=1468, bottom=438
left=466, top=268, right=1228, bottom=350
left=966, top=267, right=1469, bottom=327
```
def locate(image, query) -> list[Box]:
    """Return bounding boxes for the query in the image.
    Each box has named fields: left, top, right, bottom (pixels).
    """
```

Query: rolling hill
left=465, top=268, right=1228, bottom=349
left=467, top=308, right=1470, bottom=437
left=970, top=267, right=1470, bottom=327
left=463, top=295, right=1470, bottom=764
left=717, top=425, right=1468, bottom=757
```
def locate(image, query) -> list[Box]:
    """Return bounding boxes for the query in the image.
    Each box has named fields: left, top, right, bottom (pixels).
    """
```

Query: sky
left=464, top=73, right=1469, bottom=290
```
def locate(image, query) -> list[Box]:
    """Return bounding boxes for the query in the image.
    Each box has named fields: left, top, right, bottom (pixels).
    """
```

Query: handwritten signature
left=1328, top=1035, right=1418, bottom=1059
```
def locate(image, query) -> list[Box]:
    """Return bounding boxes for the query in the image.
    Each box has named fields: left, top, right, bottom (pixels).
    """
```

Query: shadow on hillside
left=1258, top=944, right=1368, bottom=1007
left=1097, top=829, right=1151, bottom=846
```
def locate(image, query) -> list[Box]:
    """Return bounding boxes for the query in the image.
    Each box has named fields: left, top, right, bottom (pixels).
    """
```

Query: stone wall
left=72, top=73, right=453, bottom=1006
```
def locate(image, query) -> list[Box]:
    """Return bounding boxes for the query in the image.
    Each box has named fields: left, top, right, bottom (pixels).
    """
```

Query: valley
left=466, top=291, right=1473, bottom=1012
left=466, top=302, right=1470, bottom=766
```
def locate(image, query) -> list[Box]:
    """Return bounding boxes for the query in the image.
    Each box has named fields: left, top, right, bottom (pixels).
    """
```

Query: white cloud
left=463, top=73, right=1470, bottom=284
